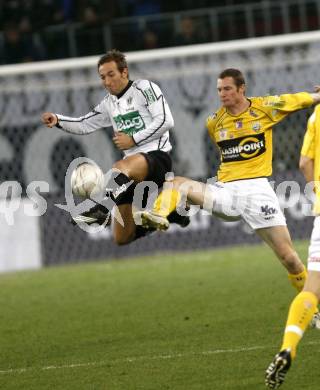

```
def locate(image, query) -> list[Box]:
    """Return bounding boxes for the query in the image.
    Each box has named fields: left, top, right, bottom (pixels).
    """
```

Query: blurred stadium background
left=1, top=1, right=320, bottom=389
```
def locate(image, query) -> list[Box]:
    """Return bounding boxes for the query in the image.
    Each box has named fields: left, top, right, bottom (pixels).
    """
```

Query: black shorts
left=116, top=150, right=172, bottom=206
left=142, top=150, right=172, bottom=186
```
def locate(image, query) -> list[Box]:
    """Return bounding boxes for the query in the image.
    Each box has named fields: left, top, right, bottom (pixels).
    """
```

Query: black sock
left=106, top=171, right=135, bottom=206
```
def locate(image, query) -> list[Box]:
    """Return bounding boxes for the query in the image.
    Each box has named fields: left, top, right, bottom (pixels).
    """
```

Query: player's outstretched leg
left=135, top=209, right=191, bottom=231
left=265, top=349, right=292, bottom=389
left=134, top=187, right=181, bottom=231
left=265, top=290, right=318, bottom=388
left=167, top=210, right=190, bottom=227
left=134, top=210, right=169, bottom=231
left=135, top=176, right=208, bottom=231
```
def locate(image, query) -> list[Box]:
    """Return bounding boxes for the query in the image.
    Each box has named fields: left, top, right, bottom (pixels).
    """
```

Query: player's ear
left=239, top=84, right=246, bottom=94
left=122, top=67, right=129, bottom=79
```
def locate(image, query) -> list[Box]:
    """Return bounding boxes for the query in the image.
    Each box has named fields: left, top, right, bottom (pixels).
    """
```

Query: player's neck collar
left=226, top=98, right=251, bottom=116
left=116, top=80, right=133, bottom=99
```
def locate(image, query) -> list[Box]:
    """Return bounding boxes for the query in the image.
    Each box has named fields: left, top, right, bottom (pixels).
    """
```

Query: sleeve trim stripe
left=160, top=137, right=168, bottom=150
left=59, top=111, right=101, bottom=123
left=135, top=96, right=166, bottom=145
left=149, top=81, right=160, bottom=99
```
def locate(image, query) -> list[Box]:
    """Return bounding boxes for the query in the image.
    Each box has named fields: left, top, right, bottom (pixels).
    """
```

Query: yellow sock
left=153, top=189, right=181, bottom=217
left=288, top=266, right=307, bottom=292
left=281, top=291, right=318, bottom=358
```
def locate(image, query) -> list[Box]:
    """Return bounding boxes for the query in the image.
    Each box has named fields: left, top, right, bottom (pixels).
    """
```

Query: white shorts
left=205, top=178, right=286, bottom=230
left=308, top=216, right=320, bottom=272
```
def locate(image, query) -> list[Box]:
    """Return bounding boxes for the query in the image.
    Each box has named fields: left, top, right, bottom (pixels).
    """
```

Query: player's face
left=98, top=61, right=129, bottom=95
left=217, top=77, right=245, bottom=108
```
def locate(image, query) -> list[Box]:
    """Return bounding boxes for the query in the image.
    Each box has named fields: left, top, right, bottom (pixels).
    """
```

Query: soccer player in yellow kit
left=135, top=68, right=320, bottom=330
left=265, top=104, right=320, bottom=388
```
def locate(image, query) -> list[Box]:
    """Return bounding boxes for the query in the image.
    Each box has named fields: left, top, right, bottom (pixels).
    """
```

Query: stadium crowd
left=0, top=0, right=318, bottom=63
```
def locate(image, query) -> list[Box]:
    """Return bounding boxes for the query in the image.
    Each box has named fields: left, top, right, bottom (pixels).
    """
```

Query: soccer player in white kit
left=42, top=49, right=188, bottom=245
left=265, top=104, right=320, bottom=388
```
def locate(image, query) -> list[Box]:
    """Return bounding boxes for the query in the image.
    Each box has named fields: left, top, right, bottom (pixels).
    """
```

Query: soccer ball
left=71, top=163, right=105, bottom=198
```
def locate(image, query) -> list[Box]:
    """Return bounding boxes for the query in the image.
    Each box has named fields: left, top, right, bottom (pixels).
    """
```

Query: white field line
left=1, top=341, right=319, bottom=375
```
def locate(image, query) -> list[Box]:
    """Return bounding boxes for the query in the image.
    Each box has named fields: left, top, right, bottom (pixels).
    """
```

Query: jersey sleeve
left=206, top=113, right=218, bottom=143
left=131, top=81, right=174, bottom=146
left=260, top=92, right=314, bottom=123
left=301, top=110, right=316, bottom=159
left=55, top=99, right=112, bottom=135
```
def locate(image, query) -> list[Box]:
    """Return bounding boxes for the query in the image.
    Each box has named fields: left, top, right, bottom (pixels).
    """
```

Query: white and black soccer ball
left=71, top=163, right=105, bottom=198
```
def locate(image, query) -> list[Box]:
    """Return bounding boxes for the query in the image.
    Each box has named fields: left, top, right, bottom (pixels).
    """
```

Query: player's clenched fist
left=41, top=112, right=58, bottom=128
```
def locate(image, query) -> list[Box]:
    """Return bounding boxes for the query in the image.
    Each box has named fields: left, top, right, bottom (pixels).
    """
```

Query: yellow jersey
left=301, top=104, right=320, bottom=214
left=206, top=92, right=313, bottom=182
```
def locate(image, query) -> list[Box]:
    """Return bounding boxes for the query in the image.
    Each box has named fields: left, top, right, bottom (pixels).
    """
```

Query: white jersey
left=55, top=79, right=173, bottom=157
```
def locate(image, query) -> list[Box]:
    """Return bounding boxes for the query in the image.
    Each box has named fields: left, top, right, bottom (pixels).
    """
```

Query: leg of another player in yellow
left=256, top=227, right=312, bottom=300
left=287, top=267, right=307, bottom=292
left=265, top=271, right=320, bottom=388
left=135, top=176, right=207, bottom=230
left=134, top=186, right=181, bottom=230
left=153, top=187, right=181, bottom=217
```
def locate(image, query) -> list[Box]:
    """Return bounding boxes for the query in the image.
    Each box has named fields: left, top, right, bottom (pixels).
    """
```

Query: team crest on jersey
left=219, top=128, right=228, bottom=139
left=127, top=96, right=133, bottom=105
left=249, top=109, right=258, bottom=118
left=235, top=120, right=243, bottom=129
left=252, top=122, right=261, bottom=132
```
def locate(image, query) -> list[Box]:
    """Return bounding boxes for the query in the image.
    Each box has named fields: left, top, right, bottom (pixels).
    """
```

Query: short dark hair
left=97, top=49, right=128, bottom=73
left=218, top=68, right=245, bottom=88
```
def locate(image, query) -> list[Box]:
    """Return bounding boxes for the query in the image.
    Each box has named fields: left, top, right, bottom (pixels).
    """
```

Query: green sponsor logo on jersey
left=144, top=88, right=157, bottom=104
left=113, top=111, right=145, bottom=135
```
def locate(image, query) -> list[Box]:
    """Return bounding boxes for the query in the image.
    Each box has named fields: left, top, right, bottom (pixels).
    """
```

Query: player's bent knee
left=112, top=160, right=127, bottom=172
left=171, top=176, right=190, bottom=191
left=172, top=176, right=186, bottom=185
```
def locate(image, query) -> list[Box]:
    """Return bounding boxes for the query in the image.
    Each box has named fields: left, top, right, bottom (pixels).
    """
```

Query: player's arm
left=258, top=92, right=314, bottom=125
left=300, top=109, right=316, bottom=184
left=309, top=85, right=320, bottom=104
left=206, top=113, right=218, bottom=144
left=41, top=112, right=58, bottom=127
left=131, top=81, right=174, bottom=146
left=41, top=100, right=111, bottom=135
left=299, top=155, right=314, bottom=183
left=112, top=132, right=135, bottom=150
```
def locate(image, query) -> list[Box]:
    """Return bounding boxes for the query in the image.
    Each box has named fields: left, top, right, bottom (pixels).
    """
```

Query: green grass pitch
left=0, top=241, right=319, bottom=390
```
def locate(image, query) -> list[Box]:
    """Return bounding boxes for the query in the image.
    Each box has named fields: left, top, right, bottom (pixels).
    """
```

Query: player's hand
left=314, top=85, right=320, bottom=93
left=41, top=112, right=58, bottom=128
left=112, top=132, right=135, bottom=150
